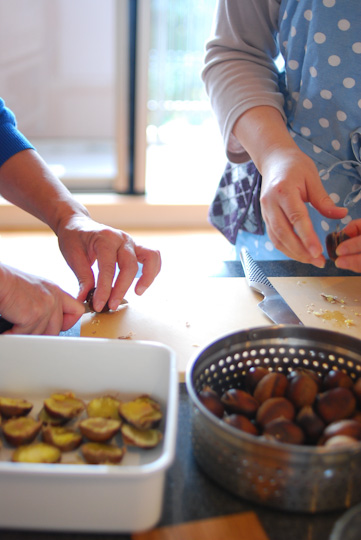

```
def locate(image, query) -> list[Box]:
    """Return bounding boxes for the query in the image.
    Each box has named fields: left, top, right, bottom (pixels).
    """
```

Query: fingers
left=262, top=189, right=326, bottom=267
left=334, top=222, right=361, bottom=272
left=134, top=245, right=162, bottom=295
left=57, top=217, right=161, bottom=311
left=260, top=153, right=347, bottom=266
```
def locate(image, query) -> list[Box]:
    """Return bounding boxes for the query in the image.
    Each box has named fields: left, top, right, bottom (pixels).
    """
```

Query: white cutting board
left=81, top=274, right=361, bottom=380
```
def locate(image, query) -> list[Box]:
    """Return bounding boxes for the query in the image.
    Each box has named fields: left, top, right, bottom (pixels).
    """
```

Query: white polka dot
left=337, top=111, right=347, bottom=121
left=303, top=99, right=313, bottom=109
left=320, top=89, right=332, bottom=99
left=332, top=140, right=341, bottom=151
left=292, top=91, right=299, bottom=101
left=352, top=42, right=361, bottom=54
left=309, top=66, right=317, bottom=77
left=343, top=77, right=355, bottom=88
left=313, top=145, right=322, bottom=154
left=330, top=193, right=340, bottom=204
left=319, top=118, right=330, bottom=128
left=304, top=10, right=313, bottom=21
left=328, top=55, right=341, bottom=66
left=323, top=0, right=336, bottom=6
left=301, top=126, right=311, bottom=137
left=341, top=215, right=352, bottom=225
left=358, top=99, right=361, bottom=109
left=338, top=19, right=351, bottom=31
left=288, top=60, right=299, bottom=70
left=321, top=221, right=330, bottom=232
left=283, top=10, right=288, bottom=21
left=265, top=242, right=274, bottom=252
left=291, top=26, right=297, bottom=37
left=314, top=32, right=326, bottom=44
left=320, top=170, right=330, bottom=180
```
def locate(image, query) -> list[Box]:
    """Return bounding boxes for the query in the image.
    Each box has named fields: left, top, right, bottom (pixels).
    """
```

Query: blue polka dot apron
left=235, top=0, right=361, bottom=260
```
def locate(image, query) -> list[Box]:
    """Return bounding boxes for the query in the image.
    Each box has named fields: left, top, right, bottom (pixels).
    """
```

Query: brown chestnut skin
left=253, top=372, right=288, bottom=404
left=256, top=397, right=295, bottom=428
left=316, top=387, right=356, bottom=424
left=296, top=406, right=325, bottom=444
left=351, top=411, right=361, bottom=424
left=263, top=418, right=305, bottom=445
left=221, top=388, right=259, bottom=418
left=324, top=435, right=360, bottom=449
left=245, top=367, right=269, bottom=393
left=323, top=370, right=353, bottom=391
left=353, top=378, right=361, bottom=405
left=223, top=414, right=259, bottom=436
left=326, top=230, right=350, bottom=261
left=321, top=419, right=361, bottom=443
left=198, top=389, right=224, bottom=419
left=286, top=371, right=318, bottom=409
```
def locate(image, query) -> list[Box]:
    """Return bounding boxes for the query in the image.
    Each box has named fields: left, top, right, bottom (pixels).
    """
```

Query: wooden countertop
left=81, top=272, right=361, bottom=380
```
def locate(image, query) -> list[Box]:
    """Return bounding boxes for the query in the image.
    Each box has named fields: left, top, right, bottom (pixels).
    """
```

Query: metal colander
left=186, top=325, right=361, bottom=513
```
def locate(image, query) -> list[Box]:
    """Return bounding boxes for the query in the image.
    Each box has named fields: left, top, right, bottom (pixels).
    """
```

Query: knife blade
left=240, top=248, right=303, bottom=325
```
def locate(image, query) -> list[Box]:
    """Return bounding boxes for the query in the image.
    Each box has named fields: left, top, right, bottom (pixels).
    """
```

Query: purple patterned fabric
left=208, top=160, right=263, bottom=244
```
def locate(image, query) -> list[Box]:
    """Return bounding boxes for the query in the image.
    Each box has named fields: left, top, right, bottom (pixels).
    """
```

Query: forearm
left=232, top=105, right=301, bottom=174
left=0, top=149, right=89, bottom=235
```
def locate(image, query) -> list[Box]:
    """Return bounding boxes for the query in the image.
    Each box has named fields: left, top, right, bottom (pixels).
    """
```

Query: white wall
left=0, top=0, right=115, bottom=138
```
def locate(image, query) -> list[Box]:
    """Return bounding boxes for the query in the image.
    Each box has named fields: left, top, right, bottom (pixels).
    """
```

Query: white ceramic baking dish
left=0, top=335, right=178, bottom=533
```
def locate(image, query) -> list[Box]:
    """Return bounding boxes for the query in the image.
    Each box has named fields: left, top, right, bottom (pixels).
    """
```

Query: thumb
left=309, top=185, right=348, bottom=220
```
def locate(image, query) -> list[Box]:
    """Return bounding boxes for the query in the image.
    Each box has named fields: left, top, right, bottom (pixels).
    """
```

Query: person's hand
left=259, top=147, right=348, bottom=267
left=0, top=264, right=85, bottom=335
left=56, top=215, right=161, bottom=312
left=334, top=220, right=361, bottom=273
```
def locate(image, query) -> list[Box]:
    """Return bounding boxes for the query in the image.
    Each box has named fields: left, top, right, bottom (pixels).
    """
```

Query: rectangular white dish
left=0, top=335, right=178, bottom=533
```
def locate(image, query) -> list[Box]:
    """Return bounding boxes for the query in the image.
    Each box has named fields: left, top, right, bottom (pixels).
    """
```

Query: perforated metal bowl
left=186, top=325, right=361, bottom=513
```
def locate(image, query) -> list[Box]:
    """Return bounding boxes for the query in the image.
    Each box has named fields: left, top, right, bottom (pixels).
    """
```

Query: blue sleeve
left=0, top=97, right=35, bottom=167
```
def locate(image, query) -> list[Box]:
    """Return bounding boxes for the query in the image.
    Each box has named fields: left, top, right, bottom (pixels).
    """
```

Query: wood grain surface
left=131, top=512, right=269, bottom=540
left=81, top=274, right=361, bottom=380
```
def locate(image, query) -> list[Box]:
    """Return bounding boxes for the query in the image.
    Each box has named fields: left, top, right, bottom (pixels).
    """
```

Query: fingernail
left=136, top=285, right=146, bottom=295
left=313, top=259, right=325, bottom=269
left=109, top=299, right=121, bottom=311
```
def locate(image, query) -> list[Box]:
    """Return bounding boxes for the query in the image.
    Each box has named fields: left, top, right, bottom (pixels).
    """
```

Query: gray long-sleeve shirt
left=202, top=0, right=283, bottom=163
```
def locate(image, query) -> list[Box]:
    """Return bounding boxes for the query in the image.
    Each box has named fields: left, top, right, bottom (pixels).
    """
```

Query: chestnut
left=316, top=387, right=356, bottom=424
left=221, top=388, right=259, bottom=418
left=256, top=397, right=295, bottom=428
left=326, top=230, right=349, bottom=261
left=324, top=435, right=360, bottom=449
left=353, top=378, right=361, bottom=404
left=321, top=419, right=361, bottom=443
left=286, top=371, right=318, bottom=408
left=223, top=414, right=259, bottom=436
left=296, top=406, right=325, bottom=444
left=198, top=388, right=224, bottom=419
left=245, top=366, right=269, bottom=393
left=263, top=418, right=305, bottom=445
left=253, top=372, right=288, bottom=403
left=322, top=370, right=353, bottom=391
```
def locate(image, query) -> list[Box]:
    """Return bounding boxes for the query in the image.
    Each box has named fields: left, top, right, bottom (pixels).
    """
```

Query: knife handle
left=0, top=315, right=14, bottom=333
left=240, top=248, right=276, bottom=295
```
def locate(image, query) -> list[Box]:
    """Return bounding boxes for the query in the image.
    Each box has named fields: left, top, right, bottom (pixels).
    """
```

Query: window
left=0, top=0, right=225, bottom=218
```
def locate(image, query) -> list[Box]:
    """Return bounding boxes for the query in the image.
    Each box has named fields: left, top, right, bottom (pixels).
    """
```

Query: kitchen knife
left=240, top=247, right=303, bottom=325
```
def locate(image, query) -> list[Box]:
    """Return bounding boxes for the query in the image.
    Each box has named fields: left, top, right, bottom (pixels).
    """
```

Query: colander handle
left=240, top=248, right=276, bottom=296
